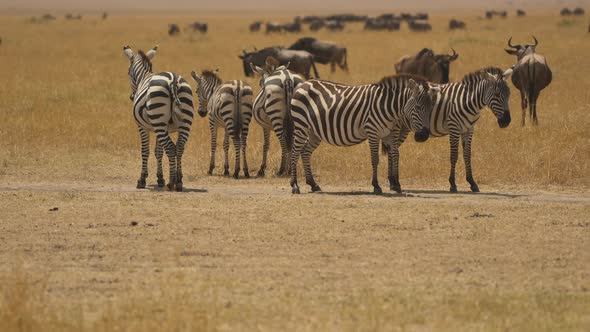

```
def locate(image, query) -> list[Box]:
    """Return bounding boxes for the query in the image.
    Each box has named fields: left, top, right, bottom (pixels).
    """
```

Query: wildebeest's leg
left=290, top=128, right=308, bottom=194
left=208, top=125, right=217, bottom=175
left=368, top=136, right=382, bottom=194
left=241, top=118, right=251, bottom=178
left=301, top=133, right=321, bottom=192
left=330, top=60, right=336, bottom=73
left=156, top=131, right=177, bottom=191
left=257, top=128, right=270, bottom=177
left=222, top=131, right=230, bottom=176
left=520, top=89, right=527, bottom=127
left=137, top=127, right=150, bottom=189
left=154, top=140, right=165, bottom=187
left=174, top=130, right=190, bottom=192
left=449, top=134, right=460, bottom=193
left=461, top=131, right=478, bottom=192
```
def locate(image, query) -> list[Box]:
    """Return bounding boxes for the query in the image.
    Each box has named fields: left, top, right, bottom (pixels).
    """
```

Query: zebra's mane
left=460, top=67, right=504, bottom=82
left=137, top=50, right=153, bottom=71
left=378, top=74, right=430, bottom=90
left=201, top=70, right=223, bottom=84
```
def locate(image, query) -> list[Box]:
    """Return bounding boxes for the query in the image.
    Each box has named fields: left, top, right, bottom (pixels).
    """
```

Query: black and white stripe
left=252, top=64, right=304, bottom=176
left=289, top=75, right=439, bottom=194
left=393, top=67, right=513, bottom=193
left=123, top=45, right=195, bottom=191
left=191, top=70, right=253, bottom=178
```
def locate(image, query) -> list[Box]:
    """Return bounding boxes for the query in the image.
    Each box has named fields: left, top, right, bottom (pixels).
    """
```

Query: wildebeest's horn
left=532, top=36, right=538, bottom=47
left=507, top=36, right=517, bottom=48
left=242, top=49, right=247, bottom=55
left=451, top=48, right=457, bottom=56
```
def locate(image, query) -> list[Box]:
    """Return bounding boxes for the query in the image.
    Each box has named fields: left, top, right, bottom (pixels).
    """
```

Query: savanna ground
left=1, top=9, right=589, bottom=331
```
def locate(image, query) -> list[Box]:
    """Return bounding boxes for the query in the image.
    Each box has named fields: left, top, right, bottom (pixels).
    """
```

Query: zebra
left=289, top=75, right=440, bottom=194
left=190, top=69, right=253, bottom=178
left=251, top=61, right=305, bottom=176
left=385, top=67, right=513, bottom=193
left=123, top=45, right=195, bottom=191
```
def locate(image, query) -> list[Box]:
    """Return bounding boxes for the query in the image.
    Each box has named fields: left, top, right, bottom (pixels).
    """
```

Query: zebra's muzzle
left=498, top=111, right=511, bottom=128
left=414, top=128, right=430, bottom=142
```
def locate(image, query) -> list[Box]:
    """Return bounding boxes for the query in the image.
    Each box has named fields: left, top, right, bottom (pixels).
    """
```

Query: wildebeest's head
left=432, top=48, right=459, bottom=83
left=402, top=77, right=440, bottom=142
left=482, top=68, right=513, bottom=128
left=190, top=68, right=221, bottom=118
left=505, top=36, right=538, bottom=60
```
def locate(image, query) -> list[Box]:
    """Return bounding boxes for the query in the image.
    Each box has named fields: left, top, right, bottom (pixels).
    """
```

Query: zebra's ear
left=502, top=68, right=513, bottom=81
left=486, top=72, right=498, bottom=81
left=408, top=78, right=418, bottom=91
left=284, top=61, right=291, bottom=70
left=123, top=45, right=134, bottom=60
left=146, top=45, right=158, bottom=59
left=214, top=68, right=220, bottom=74
left=190, top=71, right=201, bottom=82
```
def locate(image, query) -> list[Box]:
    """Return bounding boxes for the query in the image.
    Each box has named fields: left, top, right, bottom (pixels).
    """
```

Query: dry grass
left=0, top=10, right=589, bottom=331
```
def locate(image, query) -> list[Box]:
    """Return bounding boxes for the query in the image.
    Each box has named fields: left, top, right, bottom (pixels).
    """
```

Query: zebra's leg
left=461, top=132, right=478, bottom=193
left=241, top=123, right=250, bottom=178
left=368, top=136, right=382, bottom=194
left=290, top=130, right=308, bottom=194
left=154, top=140, right=165, bottom=188
left=136, top=127, right=150, bottom=189
left=448, top=134, right=460, bottom=193
left=388, top=141, right=402, bottom=193
left=208, top=126, right=217, bottom=176
left=222, top=132, right=230, bottom=176
left=301, top=134, right=321, bottom=192
left=257, top=128, right=270, bottom=177
left=156, top=131, right=177, bottom=191
left=175, top=130, right=190, bottom=192
left=231, top=131, right=241, bottom=179
left=277, top=134, right=289, bottom=176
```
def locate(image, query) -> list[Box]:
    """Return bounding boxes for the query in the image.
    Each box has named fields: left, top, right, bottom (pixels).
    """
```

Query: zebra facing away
left=191, top=69, right=253, bottom=179
left=251, top=61, right=305, bottom=177
left=386, top=67, right=513, bottom=193
left=289, top=75, right=440, bottom=194
left=123, top=45, right=195, bottom=191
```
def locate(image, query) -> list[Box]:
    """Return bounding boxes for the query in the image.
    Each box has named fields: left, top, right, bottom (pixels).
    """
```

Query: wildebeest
left=289, top=37, right=348, bottom=72
left=282, top=18, right=302, bottom=33
left=309, top=20, right=325, bottom=31
left=188, top=22, right=208, bottom=33
left=102, top=12, right=108, bottom=20
left=561, top=8, right=572, bottom=16
left=325, top=14, right=367, bottom=22
left=168, top=24, right=180, bottom=36
left=266, top=22, right=283, bottom=33
left=395, top=48, right=459, bottom=83
left=239, top=47, right=320, bottom=79
left=325, top=20, right=345, bottom=31
left=302, top=16, right=323, bottom=23
left=573, top=8, right=586, bottom=15
left=449, top=19, right=466, bottom=30
left=486, top=10, right=508, bottom=19
left=408, top=20, right=432, bottom=31
left=505, top=37, right=552, bottom=126
left=364, top=17, right=400, bottom=31
left=249, top=21, right=262, bottom=32
left=516, top=9, right=526, bottom=16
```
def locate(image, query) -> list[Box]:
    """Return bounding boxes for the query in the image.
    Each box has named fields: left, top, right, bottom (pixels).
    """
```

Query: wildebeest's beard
left=241, top=54, right=253, bottom=76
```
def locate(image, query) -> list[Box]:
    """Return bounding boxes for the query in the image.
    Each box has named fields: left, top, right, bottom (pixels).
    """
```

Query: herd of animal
left=121, top=28, right=552, bottom=195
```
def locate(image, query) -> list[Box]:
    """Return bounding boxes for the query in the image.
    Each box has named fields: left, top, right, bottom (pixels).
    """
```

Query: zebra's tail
left=170, top=75, right=182, bottom=110
left=233, top=82, right=243, bottom=141
left=381, top=140, right=389, bottom=155
left=283, top=77, right=295, bottom=151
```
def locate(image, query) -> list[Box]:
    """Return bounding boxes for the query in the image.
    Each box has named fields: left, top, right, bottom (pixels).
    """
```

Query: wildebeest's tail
left=233, top=82, right=243, bottom=141
left=528, top=59, right=537, bottom=123
left=283, top=77, right=295, bottom=151
left=310, top=57, right=320, bottom=79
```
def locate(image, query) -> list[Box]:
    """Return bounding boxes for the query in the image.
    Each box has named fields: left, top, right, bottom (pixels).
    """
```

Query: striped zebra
left=190, top=69, right=253, bottom=178
left=289, top=75, right=440, bottom=194
left=123, top=45, right=195, bottom=191
left=251, top=62, right=305, bottom=176
left=385, top=67, right=513, bottom=193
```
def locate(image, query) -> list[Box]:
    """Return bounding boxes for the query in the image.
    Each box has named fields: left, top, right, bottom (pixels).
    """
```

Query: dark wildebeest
left=283, top=18, right=302, bottom=33
left=249, top=21, right=262, bottom=32
left=449, top=19, right=466, bottom=30
left=266, top=22, right=283, bottom=33
left=188, top=22, right=208, bottom=33
left=408, top=20, right=432, bottom=31
left=415, top=13, right=429, bottom=20
left=485, top=11, right=494, bottom=19
left=239, top=47, right=320, bottom=79
left=302, top=16, right=323, bottom=23
left=325, top=14, right=366, bottom=22
left=325, top=20, right=345, bottom=31
left=561, top=8, right=572, bottom=16
left=309, top=20, right=325, bottom=31
left=573, top=8, right=586, bottom=15
left=505, top=37, right=552, bottom=126
left=516, top=9, right=526, bottom=16
left=395, top=48, right=459, bottom=83
left=102, top=12, right=108, bottom=20
left=364, top=17, right=400, bottom=31
left=289, top=37, right=348, bottom=72
left=168, top=24, right=180, bottom=36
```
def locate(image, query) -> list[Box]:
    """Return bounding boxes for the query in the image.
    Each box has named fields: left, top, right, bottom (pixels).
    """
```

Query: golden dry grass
left=0, top=11, right=589, bottom=331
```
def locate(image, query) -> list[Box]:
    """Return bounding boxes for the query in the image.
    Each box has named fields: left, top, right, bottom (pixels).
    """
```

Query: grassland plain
left=0, top=10, right=589, bottom=331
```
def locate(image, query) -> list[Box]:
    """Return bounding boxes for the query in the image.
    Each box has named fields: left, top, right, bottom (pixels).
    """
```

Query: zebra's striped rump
left=289, top=74, right=439, bottom=194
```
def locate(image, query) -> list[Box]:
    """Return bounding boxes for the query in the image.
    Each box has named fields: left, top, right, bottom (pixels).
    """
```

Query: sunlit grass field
left=1, top=10, right=589, bottom=331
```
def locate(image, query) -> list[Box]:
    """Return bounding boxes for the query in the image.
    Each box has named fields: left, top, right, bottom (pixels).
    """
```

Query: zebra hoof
left=175, top=182, right=183, bottom=192
left=243, top=170, right=250, bottom=178
left=471, top=185, right=480, bottom=193
left=167, top=183, right=175, bottom=191
left=311, top=184, right=321, bottom=192
left=224, top=170, right=230, bottom=177
left=233, top=172, right=239, bottom=179
left=136, top=179, right=146, bottom=189
left=373, top=187, right=383, bottom=195
left=257, top=169, right=265, bottom=177
left=277, top=169, right=286, bottom=177
left=390, top=185, right=402, bottom=194
left=292, top=187, right=301, bottom=194
left=450, top=186, right=458, bottom=193
left=207, top=170, right=213, bottom=176
left=157, top=178, right=165, bottom=188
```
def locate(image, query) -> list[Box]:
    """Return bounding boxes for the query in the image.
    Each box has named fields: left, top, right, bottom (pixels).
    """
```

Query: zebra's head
left=483, top=68, right=513, bottom=128
left=123, top=45, right=157, bottom=101
left=404, top=78, right=439, bottom=143
left=190, top=69, right=222, bottom=118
